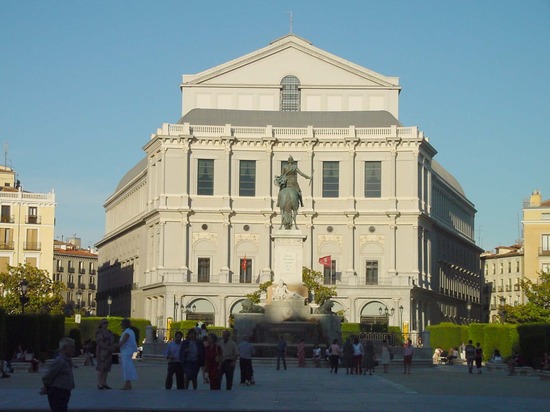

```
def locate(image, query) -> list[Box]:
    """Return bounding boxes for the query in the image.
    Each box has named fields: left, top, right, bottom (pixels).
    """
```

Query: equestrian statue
left=274, top=155, right=311, bottom=230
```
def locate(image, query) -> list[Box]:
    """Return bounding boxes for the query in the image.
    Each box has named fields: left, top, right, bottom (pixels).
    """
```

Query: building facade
left=97, top=35, right=482, bottom=331
left=481, top=245, right=524, bottom=323
left=523, top=190, right=550, bottom=280
left=0, top=166, right=56, bottom=275
left=53, top=239, right=98, bottom=315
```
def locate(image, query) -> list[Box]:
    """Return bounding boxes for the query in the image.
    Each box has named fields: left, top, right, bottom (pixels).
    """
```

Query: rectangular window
left=25, top=229, right=39, bottom=250
left=239, top=160, right=256, bottom=197
left=542, top=234, right=550, bottom=251
left=322, top=161, right=339, bottom=198
left=197, top=159, right=214, bottom=195
left=508, top=261, right=511, bottom=273
left=543, top=263, right=550, bottom=273
left=516, top=261, right=520, bottom=272
left=239, top=258, right=252, bottom=283
left=323, top=260, right=337, bottom=285
left=28, top=206, right=38, bottom=224
left=1, top=205, right=10, bottom=223
left=366, top=260, right=379, bottom=285
left=0, top=228, right=12, bottom=249
left=197, top=258, right=210, bottom=282
left=364, top=161, right=381, bottom=198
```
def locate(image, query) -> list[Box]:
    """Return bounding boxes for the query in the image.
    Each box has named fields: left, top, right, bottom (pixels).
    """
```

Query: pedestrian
left=95, top=318, right=114, bottom=389
left=118, top=318, right=138, bottom=390
left=238, top=336, right=255, bottom=385
left=380, top=340, right=391, bottom=373
left=329, top=339, right=340, bottom=374
left=403, top=338, right=414, bottom=375
left=460, top=341, right=466, bottom=360
left=296, top=339, right=306, bottom=368
left=475, top=342, right=483, bottom=374
left=342, top=337, right=354, bottom=374
left=362, top=340, right=375, bottom=375
left=465, top=340, right=476, bottom=374
left=352, top=337, right=364, bottom=375
left=40, top=337, right=75, bottom=412
left=218, top=330, right=239, bottom=390
left=204, top=333, right=223, bottom=390
left=276, top=335, right=287, bottom=370
left=180, top=328, right=204, bottom=390
left=163, top=331, right=184, bottom=389
left=312, top=343, right=321, bottom=367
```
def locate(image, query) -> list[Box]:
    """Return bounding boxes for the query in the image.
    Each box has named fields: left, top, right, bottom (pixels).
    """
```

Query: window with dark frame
left=239, top=160, right=256, bottom=196
left=280, top=75, right=301, bottom=111
left=323, top=260, right=337, bottom=285
left=322, top=161, right=339, bottom=198
left=197, top=159, right=214, bottom=195
left=197, top=258, right=210, bottom=282
left=239, top=258, right=252, bottom=283
left=364, top=161, right=381, bottom=198
left=366, top=260, right=379, bottom=285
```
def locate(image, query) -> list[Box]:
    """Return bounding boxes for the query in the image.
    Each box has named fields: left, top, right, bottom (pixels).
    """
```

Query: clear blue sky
left=1, top=0, right=548, bottom=251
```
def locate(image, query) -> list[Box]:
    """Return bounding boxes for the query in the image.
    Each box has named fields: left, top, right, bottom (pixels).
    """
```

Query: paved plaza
left=0, top=359, right=548, bottom=412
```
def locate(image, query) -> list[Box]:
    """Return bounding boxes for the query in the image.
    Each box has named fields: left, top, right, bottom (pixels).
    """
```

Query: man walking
left=465, top=340, right=476, bottom=374
left=163, top=331, right=184, bottom=389
left=218, top=330, right=239, bottom=390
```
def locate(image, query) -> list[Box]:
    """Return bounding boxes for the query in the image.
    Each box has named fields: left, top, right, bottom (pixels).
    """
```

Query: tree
left=245, top=280, right=273, bottom=304
left=0, top=264, right=65, bottom=315
left=302, top=267, right=337, bottom=305
left=504, top=271, right=550, bottom=324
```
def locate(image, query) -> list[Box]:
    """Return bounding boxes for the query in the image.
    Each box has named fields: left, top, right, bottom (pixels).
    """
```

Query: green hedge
left=64, top=317, right=151, bottom=347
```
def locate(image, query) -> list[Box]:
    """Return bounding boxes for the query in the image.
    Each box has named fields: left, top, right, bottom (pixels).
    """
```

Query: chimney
left=529, top=190, right=542, bottom=207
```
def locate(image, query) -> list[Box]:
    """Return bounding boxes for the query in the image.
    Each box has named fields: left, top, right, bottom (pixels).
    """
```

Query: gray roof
left=431, top=160, right=465, bottom=196
left=177, top=109, right=401, bottom=128
left=115, top=157, right=147, bottom=192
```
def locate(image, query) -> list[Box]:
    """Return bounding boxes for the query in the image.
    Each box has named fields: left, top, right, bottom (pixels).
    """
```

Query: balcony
left=56, top=266, right=64, bottom=273
left=89, top=301, right=96, bottom=308
left=514, top=284, right=520, bottom=291
left=78, top=283, right=86, bottom=290
left=68, top=267, right=75, bottom=273
left=25, top=215, right=41, bottom=224
left=498, top=286, right=503, bottom=292
left=88, top=284, right=96, bottom=290
left=89, top=269, right=96, bottom=275
left=490, top=304, right=497, bottom=310
left=67, top=282, right=75, bottom=289
left=78, top=269, right=86, bottom=275
left=505, top=285, right=512, bottom=292
left=23, top=242, right=41, bottom=251
left=539, top=248, right=550, bottom=256
left=0, top=241, right=14, bottom=250
left=0, top=215, right=14, bottom=223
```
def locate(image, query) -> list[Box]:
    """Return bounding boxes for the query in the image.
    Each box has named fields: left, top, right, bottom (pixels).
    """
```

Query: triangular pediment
left=183, top=34, right=399, bottom=89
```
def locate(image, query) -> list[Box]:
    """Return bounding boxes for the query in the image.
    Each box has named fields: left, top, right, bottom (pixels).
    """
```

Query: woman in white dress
left=118, top=318, right=138, bottom=390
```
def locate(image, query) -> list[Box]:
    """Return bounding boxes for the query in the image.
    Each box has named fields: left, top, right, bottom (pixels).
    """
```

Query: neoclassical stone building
left=97, top=35, right=482, bottom=332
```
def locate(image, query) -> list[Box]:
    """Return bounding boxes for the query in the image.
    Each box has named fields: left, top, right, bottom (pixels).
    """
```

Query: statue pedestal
left=265, top=299, right=310, bottom=322
left=271, top=229, right=307, bottom=285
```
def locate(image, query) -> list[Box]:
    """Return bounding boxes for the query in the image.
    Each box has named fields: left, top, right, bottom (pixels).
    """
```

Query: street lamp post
left=107, top=295, right=112, bottom=317
left=76, top=290, right=82, bottom=312
left=19, top=279, right=29, bottom=315
left=466, top=301, right=472, bottom=323
left=183, top=303, right=196, bottom=319
left=174, top=302, right=179, bottom=322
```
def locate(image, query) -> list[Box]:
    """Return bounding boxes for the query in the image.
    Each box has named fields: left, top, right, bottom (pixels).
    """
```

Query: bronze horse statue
left=277, top=186, right=300, bottom=230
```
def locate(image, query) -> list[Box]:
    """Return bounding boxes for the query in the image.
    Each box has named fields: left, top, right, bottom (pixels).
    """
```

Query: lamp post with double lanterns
left=183, top=303, right=197, bottom=320
left=19, top=279, right=29, bottom=315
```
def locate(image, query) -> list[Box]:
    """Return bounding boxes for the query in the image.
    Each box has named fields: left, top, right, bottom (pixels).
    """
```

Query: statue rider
left=275, top=156, right=311, bottom=207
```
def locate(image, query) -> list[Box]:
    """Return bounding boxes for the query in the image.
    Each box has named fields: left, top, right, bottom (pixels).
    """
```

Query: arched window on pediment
left=280, top=75, right=301, bottom=111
